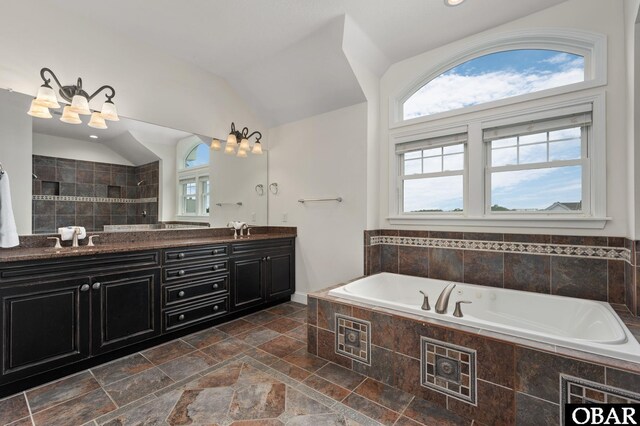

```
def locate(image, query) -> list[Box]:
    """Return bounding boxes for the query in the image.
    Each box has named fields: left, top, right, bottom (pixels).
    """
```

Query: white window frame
left=387, top=30, right=608, bottom=229
left=177, top=165, right=210, bottom=217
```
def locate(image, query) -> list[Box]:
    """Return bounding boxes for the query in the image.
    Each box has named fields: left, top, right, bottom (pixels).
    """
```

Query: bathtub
left=328, top=273, right=640, bottom=363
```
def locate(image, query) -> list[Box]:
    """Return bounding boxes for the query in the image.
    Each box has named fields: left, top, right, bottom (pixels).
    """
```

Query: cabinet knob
left=266, top=256, right=271, bottom=261
left=178, top=270, right=186, bottom=276
left=178, top=253, right=185, bottom=259
left=178, top=290, right=185, bottom=298
left=212, top=265, right=220, bottom=271
left=80, top=284, right=90, bottom=292
left=92, top=282, right=101, bottom=290
left=212, top=283, right=219, bottom=290
left=178, top=314, right=185, bottom=321
left=213, top=305, right=219, bottom=312
left=212, top=249, right=221, bottom=255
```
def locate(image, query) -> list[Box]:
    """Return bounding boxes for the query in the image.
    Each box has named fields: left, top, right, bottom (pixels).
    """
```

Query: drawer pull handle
left=178, top=290, right=186, bottom=298
left=212, top=265, right=221, bottom=271
left=178, top=314, right=185, bottom=321
left=178, top=253, right=185, bottom=259
left=213, top=305, right=219, bottom=312
left=266, top=256, right=271, bottom=261
left=212, top=249, right=222, bottom=255
left=92, top=282, right=101, bottom=290
left=80, top=284, right=90, bottom=292
left=212, top=283, right=219, bottom=290
left=178, top=270, right=186, bottom=276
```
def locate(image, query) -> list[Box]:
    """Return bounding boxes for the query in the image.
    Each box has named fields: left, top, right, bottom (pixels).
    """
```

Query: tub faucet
left=435, top=283, right=457, bottom=314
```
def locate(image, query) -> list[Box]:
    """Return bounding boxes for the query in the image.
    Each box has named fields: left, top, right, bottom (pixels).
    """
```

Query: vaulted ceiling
left=43, top=0, right=567, bottom=125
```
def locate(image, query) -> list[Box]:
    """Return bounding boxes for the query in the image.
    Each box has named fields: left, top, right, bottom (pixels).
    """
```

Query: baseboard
left=291, top=292, right=308, bottom=305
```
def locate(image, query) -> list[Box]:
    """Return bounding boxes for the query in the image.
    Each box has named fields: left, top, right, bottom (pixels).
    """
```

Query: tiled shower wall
left=32, top=156, right=159, bottom=233
left=364, top=230, right=639, bottom=317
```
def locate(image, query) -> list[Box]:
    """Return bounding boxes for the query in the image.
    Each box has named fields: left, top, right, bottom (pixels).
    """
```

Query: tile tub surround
left=364, top=230, right=639, bottom=316
left=307, top=291, right=640, bottom=426
left=32, top=155, right=160, bottom=233
left=0, top=301, right=462, bottom=426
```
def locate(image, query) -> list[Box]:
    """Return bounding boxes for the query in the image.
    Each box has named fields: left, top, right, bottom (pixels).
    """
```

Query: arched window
left=184, top=143, right=210, bottom=168
left=403, top=49, right=585, bottom=120
left=178, top=142, right=210, bottom=217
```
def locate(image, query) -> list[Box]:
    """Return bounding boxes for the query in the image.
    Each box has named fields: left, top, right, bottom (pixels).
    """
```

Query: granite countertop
left=0, top=231, right=297, bottom=263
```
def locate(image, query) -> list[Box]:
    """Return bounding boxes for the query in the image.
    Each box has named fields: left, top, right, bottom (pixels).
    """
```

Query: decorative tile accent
left=33, top=195, right=157, bottom=203
left=560, top=375, right=640, bottom=406
left=420, top=336, right=477, bottom=405
left=335, top=314, right=371, bottom=365
left=371, top=236, right=632, bottom=263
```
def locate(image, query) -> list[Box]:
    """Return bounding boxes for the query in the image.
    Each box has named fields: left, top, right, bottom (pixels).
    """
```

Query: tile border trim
left=371, top=235, right=632, bottom=263
left=335, top=314, right=372, bottom=366
left=33, top=195, right=158, bottom=204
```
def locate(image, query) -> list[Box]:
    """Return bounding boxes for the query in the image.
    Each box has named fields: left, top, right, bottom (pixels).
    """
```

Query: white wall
left=378, top=0, right=630, bottom=237
left=139, top=141, right=177, bottom=221
left=0, top=91, right=32, bottom=234
left=33, top=133, right=133, bottom=165
left=268, top=103, right=368, bottom=297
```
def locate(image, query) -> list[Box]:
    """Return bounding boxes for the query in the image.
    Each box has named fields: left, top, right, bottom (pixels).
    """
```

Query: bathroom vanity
left=0, top=228, right=295, bottom=395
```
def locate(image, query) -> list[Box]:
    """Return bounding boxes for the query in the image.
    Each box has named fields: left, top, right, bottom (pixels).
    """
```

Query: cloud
left=404, top=66, right=584, bottom=119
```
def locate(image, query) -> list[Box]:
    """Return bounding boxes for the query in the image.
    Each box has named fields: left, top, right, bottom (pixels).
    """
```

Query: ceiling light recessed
left=445, top=0, right=465, bottom=6
left=89, top=135, right=98, bottom=139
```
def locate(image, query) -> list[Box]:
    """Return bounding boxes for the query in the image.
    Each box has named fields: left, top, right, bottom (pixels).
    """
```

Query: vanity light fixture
left=221, top=122, right=263, bottom=156
left=445, top=0, right=466, bottom=5
left=28, top=67, right=119, bottom=128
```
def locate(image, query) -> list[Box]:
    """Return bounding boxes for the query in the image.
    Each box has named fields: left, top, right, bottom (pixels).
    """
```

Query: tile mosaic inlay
left=335, top=314, right=371, bottom=365
left=33, top=195, right=158, bottom=203
left=371, top=235, right=632, bottom=263
left=561, top=375, right=640, bottom=406
left=420, top=336, right=477, bottom=405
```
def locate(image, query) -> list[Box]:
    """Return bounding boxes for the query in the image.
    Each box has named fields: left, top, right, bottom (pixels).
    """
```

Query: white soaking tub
left=328, top=273, right=640, bottom=363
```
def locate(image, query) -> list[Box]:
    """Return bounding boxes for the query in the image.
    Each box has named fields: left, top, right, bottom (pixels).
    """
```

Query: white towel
left=0, top=173, right=20, bottom=248
left=58, top=226, right=87, bottom=241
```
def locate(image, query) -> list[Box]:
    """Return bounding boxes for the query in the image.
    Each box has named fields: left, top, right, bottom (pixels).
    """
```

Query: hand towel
left=58, top=226, right=87, bottom=241
left=0, top=173, right=20, bottom=248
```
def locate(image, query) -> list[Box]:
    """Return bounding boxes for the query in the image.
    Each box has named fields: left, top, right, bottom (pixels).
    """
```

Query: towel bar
left=298, top=197, right=343, bottom=204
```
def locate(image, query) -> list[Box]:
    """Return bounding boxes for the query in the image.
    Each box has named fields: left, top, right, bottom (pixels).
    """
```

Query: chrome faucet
left=71, top=228, right=80, bottom=248
left=435, top=283, right=457, bottom=314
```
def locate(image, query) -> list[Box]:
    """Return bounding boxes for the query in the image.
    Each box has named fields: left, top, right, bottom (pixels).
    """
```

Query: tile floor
left=0, top=302, right=472, bottom=426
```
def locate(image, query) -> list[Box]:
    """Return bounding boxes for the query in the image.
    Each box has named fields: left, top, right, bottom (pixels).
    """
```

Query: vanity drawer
left=163, top=245, right=228, bottom=265
left=231, top=238, right=294, bottom=255
left=163, top=275, right=228, bottom=307
left=163, top=297, right=228, bottom=332
left=163, top=260, right=228, bottom=282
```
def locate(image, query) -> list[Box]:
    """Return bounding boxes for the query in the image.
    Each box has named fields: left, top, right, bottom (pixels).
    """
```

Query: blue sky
left=402, top=50, right=585, bottom=213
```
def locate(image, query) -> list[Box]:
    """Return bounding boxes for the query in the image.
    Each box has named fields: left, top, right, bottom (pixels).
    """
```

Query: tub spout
left=435, top=283, right=457, bottom=314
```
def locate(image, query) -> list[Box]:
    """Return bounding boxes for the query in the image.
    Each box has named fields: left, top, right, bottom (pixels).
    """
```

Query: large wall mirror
left=0, top=90, right=268, bottom=234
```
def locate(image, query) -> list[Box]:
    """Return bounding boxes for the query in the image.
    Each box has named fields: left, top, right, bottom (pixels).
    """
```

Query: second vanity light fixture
left=211, top=122, right=263, bottom=157
left=27, top=67, right=119, bottom=129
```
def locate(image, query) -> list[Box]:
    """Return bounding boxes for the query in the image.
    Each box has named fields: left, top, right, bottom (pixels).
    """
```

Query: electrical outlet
left=282, top=213, right=288, bottom=222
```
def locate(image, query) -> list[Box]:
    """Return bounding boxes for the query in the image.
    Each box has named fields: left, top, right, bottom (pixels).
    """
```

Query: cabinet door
left=0, top=278, right=90, bottom=383
left=91, top=268, right=160, bottom=355
left=231, top=255, right=265, bottom=311
left=266, top=251, right=295, bottom=300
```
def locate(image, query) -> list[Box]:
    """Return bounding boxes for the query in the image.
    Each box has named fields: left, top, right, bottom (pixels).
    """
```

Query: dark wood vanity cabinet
left=230, top=238, right=295, bottom=311
left=0, top=236, right=295, bottom=393
left=0, top=278, right=90, bottom=384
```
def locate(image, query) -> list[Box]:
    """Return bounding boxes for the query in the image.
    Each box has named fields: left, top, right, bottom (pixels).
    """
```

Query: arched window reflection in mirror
left=403, top=50, right=585, bottom=120
left=184, top=143, right=210, bottom=168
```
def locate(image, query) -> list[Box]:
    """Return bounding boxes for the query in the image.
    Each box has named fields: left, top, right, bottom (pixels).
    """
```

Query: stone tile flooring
left=0, top=302, right=472, bottom=426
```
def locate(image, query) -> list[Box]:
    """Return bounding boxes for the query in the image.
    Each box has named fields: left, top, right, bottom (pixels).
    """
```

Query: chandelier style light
left=211, top=122, right=263, bottom=157
left=27, top=67, right=119, bottom=128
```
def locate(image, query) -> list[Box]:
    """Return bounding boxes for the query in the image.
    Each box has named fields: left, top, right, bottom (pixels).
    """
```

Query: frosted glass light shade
left=226, top=133, right=237, bottom=146
left=34, top=85, right=60, bottom=109
left=445, top=0, right=465, bottom=5
left=239, top=138, right=250, bottom=151
left=251, top=141, right=263, bottom=155
left=100, top=100, right=119, bottom=121
left=236, top=149, right=248, bottom=158
left=60, top=105, right=82, bottom=124
left=69, top=95, right=91, bottom=115
left=27, top=99, right=52, bottom=119
left=88, top=112, right=108, bottom=129
left=224, top=144, right=236, bottom=155
left=210, top=138, right=221, bottom=150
